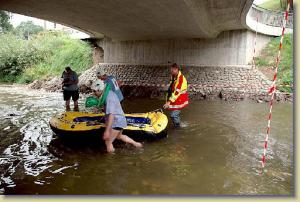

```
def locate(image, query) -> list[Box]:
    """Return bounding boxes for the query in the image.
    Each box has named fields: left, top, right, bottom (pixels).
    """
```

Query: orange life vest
left=167, top=71, right=189, bottom=110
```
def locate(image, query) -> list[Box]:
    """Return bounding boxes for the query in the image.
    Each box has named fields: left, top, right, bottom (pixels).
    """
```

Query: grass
left=259, top=0, right=286, bottom=11
left=21, top=31, right=93, bottom=81
left=0, top=31, right=93, bottom=83
left=256, top=33, right=293, bottom=93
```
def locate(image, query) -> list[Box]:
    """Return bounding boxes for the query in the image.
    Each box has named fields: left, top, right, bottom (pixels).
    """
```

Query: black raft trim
left=50, top=125, right=167, bottom=142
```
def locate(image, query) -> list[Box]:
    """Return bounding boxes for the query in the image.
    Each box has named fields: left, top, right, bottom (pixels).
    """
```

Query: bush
left=0, top=31, right=93, bottom=83
left=0, top=33, right=41, bottom=82
left=256, top=34, right=293, bottom=93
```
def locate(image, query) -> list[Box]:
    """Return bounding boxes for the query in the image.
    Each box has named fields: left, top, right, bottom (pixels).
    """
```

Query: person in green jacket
left=86, top=70, right=142, bottom=153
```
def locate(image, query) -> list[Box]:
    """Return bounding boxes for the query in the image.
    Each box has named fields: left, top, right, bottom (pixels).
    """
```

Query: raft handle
left=151, top=108, right=163, bottom=113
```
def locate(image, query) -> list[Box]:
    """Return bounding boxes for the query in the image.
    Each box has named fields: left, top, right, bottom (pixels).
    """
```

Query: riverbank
left=256, top=34, right=293, bottom=93
left=25, top=63, right=292, bottom=103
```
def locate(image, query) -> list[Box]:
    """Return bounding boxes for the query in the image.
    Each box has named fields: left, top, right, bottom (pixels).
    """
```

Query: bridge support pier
left=96, top=29, right=271, bottom=66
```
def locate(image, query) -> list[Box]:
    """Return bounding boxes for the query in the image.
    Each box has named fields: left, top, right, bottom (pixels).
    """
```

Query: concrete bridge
left=247, top=4, right=293, bottom=36
left=0, top=0, right=266, bottom=66
left=4, top=0, right=292, bottom=100
left=0, top=0, right=253, bottom=40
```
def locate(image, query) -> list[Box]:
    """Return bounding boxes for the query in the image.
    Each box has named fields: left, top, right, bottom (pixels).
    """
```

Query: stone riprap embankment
left=77, top=63, right=291, bottom=102
left=28, top=63, right=292, bottom=102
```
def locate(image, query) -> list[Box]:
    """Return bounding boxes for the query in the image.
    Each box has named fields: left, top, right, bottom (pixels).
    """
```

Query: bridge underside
left=0, top=0, right=253, bottom=40
left=0, top=0, right=269, bottom=66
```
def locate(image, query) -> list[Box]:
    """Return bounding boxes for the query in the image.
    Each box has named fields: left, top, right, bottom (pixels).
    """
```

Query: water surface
left=0, top=85, right=293, bottom=195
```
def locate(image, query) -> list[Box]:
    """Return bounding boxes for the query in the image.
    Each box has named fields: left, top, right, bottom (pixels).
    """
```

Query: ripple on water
left=0, top=86, right=294, bottom=195
left=0, top=86, right=78, bottom=191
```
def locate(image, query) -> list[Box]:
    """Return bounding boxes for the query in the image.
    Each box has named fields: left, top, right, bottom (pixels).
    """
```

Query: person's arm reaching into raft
left=164, top=74, right=183, bottom=109
left=169, top=74, right=183, bottom=102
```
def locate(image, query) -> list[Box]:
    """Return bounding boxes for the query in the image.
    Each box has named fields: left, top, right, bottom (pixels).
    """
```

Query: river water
left=0, top=85, right=293, bottom=195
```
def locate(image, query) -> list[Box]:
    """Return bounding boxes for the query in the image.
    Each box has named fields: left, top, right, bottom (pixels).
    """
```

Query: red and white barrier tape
left=260, top=0, right=291, bottom=171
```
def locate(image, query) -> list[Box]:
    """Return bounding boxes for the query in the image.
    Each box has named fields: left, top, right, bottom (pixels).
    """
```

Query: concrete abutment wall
left=92, top=46, right=104, bottom=65
left=75, top=29, right=279, bottom=101
left=97, top=30, right=271, bottom=66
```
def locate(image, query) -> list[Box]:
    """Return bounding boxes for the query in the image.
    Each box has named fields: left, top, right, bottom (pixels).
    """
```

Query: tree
left=0, top=10, right=13, bottom=33
left=15, top=20, right=43, bottom=39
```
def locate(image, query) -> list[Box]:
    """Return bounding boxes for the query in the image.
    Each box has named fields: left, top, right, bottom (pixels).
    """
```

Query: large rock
left=42, top=77, right=62, bottom=92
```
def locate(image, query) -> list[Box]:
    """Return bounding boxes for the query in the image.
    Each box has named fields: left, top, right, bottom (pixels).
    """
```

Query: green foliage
left=0, top=10, right=13, bottom=33
left=256, top=34, right=293, bottom=93
left=15, top=21, right=43, bottom=39
left=0, top=31, right=93, bottom=83
left=0, top=33, right=41, bottom=82
left=259, top=0, right=292, bottom=11
left=256, top=57, right=269, bottom=66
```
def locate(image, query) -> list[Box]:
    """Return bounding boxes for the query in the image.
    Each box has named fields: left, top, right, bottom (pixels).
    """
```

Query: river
left=0, top=85, right=293, bottom=195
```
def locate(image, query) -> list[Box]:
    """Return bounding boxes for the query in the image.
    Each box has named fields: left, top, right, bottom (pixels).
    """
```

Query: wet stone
left=26, top=63, right=291, bottom=102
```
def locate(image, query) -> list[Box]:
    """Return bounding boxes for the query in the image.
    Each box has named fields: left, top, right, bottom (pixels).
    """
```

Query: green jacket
left=98, top=83, right=110, bottom=108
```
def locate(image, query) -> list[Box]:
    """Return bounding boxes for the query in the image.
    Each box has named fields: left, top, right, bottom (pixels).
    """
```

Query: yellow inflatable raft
left=49, top=109, right=168, bottom=141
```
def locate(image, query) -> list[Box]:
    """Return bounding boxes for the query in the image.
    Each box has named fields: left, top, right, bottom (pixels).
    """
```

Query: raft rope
left=260, top=0, right=291, bottom=172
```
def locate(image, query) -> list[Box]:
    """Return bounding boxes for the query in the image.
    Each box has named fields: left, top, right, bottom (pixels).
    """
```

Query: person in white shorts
left=103, top=88, right=143, bottom=153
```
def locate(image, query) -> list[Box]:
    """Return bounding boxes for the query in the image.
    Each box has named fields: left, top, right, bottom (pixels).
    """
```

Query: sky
left=9, top=13, right=90, bottom=39
left=10, top=13, right=49, bottom=28
left=253, top=0, right=269, bottom=4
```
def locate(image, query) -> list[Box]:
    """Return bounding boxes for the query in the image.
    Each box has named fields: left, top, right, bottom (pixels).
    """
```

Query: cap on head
left=91, top=80, right=104, bottom=91
left=96, top=69, right=105, bottom=77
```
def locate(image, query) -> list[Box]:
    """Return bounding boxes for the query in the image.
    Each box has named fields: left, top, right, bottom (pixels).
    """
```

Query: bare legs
left=65, top=100, right=71, bottom=111
left=65, top=100, right=79, bottom=111
left=103, top=129, right=143, bottom=153
left=117, top=134, right=143, bottom=148
left=74, top=100, right=79, bottom=111
left=103, top=128, right=118, bottom=153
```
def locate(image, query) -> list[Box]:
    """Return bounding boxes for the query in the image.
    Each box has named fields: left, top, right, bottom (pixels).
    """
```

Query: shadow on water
left=0, top=85, right=294, bottom=195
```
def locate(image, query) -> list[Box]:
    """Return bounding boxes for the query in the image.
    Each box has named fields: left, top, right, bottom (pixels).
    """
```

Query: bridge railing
left=248, top=4, right=293, bottom=29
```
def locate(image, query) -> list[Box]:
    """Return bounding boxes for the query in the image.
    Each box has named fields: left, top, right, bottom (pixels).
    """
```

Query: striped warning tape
left=260, top=0, right=291, bottom=171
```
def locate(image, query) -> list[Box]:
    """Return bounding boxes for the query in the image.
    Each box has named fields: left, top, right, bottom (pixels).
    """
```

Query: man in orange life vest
left=163, top=63, right=189, bottom=128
